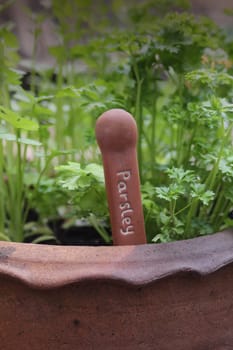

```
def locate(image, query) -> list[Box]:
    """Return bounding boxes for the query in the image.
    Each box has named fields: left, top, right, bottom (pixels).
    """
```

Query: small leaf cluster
left=55, top=162, right=108, bottom=218
left=148, top=167, right=214, bottom=242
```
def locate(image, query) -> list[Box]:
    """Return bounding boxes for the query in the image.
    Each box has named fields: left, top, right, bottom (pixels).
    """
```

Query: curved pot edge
left=0, top=229, right=233, bottom=289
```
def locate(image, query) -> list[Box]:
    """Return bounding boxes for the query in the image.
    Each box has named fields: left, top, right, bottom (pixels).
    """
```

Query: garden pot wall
left=0, top=230, right=233, bottom=350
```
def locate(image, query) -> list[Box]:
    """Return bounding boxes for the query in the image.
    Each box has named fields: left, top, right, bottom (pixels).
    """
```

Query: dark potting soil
left=49, top=218, right=112, bottom=246
left=24, top=209, right=112, bottom=246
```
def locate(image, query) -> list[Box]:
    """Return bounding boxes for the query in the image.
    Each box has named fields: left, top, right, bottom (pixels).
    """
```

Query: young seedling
left=95, top=109, right=147, bottom=245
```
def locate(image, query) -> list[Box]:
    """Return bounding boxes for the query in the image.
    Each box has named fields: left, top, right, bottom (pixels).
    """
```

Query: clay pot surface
left=0, top=230, right=233, bottom=349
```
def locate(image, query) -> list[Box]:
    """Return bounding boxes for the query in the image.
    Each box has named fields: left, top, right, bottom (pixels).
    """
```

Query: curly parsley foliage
left=149, top=167, right=215, bottom=241
left=55, top=162, right=111, bottom=243
left=55, top=162, right=107, bottom=217
left=53, top=2, right=233, bottom=243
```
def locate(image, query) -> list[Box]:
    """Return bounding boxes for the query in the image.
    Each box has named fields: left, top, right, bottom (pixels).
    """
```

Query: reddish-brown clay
left=95, top=109, right=146, bottom=245
left=0, top=230, right=233, bottom=349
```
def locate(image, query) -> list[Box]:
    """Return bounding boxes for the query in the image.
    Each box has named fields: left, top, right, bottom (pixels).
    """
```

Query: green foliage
left=147, top=167, right=215, bottom=241
left=55, top=162, right=107, bottom=217
left=0, top=0, right=233, bottom=243
left=55, top=162, right=111, bottom=242
left=0, top=106, right=39, bottom=130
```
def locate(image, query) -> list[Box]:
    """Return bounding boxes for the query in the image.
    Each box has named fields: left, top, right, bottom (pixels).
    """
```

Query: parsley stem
left=175, top=202, right=192, bottom=216
left=205, top=122, right=233, bottom=191
left=150, top=82, right=157, bottom=178
left=88, top=214, right=111, bottom=243
left=133, top=61, right=144, bottom=180
left=184, top=199, right=198, bottom=237
left=0, top=142, right=5, bottom=233
left=211, top=188, right=224, bottom=227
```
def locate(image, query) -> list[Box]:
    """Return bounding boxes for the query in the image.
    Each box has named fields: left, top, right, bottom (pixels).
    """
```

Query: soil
left=49, top=218, right=112, bottom=246
left=24, top=208, right=112, bottom=246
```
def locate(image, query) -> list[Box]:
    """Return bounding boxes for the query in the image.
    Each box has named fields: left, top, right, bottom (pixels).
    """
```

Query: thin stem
left=150, top=84, right=157, bottom=178
left=0, top=40, right=9, bottom=235
left=175, top=202, right=192, bottom=216
left=0, top=142, right=5, bottom=233
left=176, top=123, right=184, bottom=167
left=31, top=26, right=38, bottom=95
left=8, top=131, right=24, bottom=242
left=56, top=61, right=65, bottom=151
left=88, top=214, right=111, bottom=243
left=184, top=198, right=198, bottom=237
left=211, top=191, right=224, bottom=227
left=132, top=61, right=144, bottom=180
left=205, top=122, right=233, bottom=191
left=184, top=126, right=196, bottom=168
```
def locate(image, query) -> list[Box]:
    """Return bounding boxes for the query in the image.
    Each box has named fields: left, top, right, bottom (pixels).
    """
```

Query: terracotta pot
left=0, top=230, right=233, bottom=350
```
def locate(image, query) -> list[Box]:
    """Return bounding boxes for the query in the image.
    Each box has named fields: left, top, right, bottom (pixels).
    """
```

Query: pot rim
left=0, top=230, right=233, bottom=289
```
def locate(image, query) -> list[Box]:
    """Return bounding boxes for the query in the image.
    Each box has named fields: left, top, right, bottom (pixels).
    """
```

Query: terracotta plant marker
left=95, top=108, right=147, bottom=245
